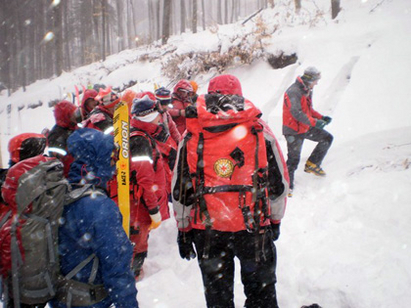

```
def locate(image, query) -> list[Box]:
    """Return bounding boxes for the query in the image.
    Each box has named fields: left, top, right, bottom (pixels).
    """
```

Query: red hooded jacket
left=169, top=80, right=194, bottom=135
left=47, top=101, right=78, bottom=176
left=129, top=118, right=170, bottom=226
left=80, top=89, right=98, bottom=119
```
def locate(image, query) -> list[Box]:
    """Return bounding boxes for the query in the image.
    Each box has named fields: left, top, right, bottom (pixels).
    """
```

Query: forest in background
left=0, top=0, right=340, bottom=96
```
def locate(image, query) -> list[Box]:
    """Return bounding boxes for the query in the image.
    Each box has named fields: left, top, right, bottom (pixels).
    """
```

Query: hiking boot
left=304, top=160, right=326, bottom=177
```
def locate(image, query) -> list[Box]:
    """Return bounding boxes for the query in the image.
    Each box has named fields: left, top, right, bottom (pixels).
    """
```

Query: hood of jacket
left=67, top=128, right=115, bottom=187
left=54, top=100, right=78, bottom=129
left=208, top=74, right=243, bottom=96
left=81, top=89, right=98, bottom=115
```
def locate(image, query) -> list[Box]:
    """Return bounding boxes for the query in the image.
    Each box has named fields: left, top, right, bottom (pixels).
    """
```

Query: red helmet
left=8, top=133, right=47, bottom=164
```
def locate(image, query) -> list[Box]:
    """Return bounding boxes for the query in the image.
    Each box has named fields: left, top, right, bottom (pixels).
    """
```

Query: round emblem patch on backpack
left=214, top=158, right=234, bottom=178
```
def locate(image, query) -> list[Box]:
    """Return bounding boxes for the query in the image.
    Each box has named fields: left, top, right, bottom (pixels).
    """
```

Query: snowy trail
left=320, top=56, right=360, bottom=115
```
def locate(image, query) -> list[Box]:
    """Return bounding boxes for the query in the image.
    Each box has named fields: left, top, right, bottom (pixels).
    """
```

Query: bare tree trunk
left=162, top=0, right=172, bottom=44
left=156, top=0, right=161, bottom=41
left=93, top=1, right=101, bottom=61
left=217, top=0, right=222, bottom=24
left=181, top=0, right=186, bottom=33
left=53, top=1, right=63, bottom=77
left=294, top=0, right=301, bottom=14
left=37, top=0, right=46, bottom=81
left=14, top=1, right=27, bottom=91
left=192, top=0, right=197, bottom=33
left=63, top=0, right=71, bottom=70
left=170, top=0, right=174, bottom=36
left=0, top=2, right=12, bottom=95
left=225, top=0, right=229, bottom=24
left=201, top=0, right=206, bottom=30
left=102, top=0, right=106, bottom=61
left=116, top=1, right=124, bottom=51
left=106, top=7, right=111, bottom=56
left=128, top=0, right=138, bottom=47
left=45, top=7, right=55, bottom=78
left=331, top=0, right=341, bottom=19
left=130, top=0, right=138, bottom=44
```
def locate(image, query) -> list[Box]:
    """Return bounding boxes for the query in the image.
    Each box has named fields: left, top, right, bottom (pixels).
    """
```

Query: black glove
left=177, top=231, right=196, bottom=260
left=315, top=119, right=327, bottom=129
left=271, top=223, right=281, bottom=241
left=322, top=116, right=332, bottom=124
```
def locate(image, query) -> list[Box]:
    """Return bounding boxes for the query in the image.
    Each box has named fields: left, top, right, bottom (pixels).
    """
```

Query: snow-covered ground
left=1, top=0, right=411, bottom=307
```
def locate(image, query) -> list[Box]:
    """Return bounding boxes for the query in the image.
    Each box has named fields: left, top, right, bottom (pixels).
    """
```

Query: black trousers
left=192, top=229, right=279, bottom=308
left=285, top=127, right=333, bottom=188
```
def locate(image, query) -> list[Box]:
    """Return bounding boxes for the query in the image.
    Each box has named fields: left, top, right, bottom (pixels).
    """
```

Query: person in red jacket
left=283, top=67, right=333, bottom=195
left=154, top=87, right=182, bottom=144
left=128, top=95, right=171, bottom=280
left=80, top=88, right=98, bottom=120
left=47, top=100, right=79, bottom=177
left=0, top=133, right=48, bottom=308
left=172, top=74, right=288, bottom=308
left=82, top=86, right=120, bottom=135
left=1, top=133, right=47, bottom=214
left=135, top=90, right=179, bottom=190
left=81, top=87, right=121, bottom=202
left=169, top=79, right=194, bottom=135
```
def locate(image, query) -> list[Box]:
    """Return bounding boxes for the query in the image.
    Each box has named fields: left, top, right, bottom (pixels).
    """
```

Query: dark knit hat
left=301, top=67, right=321, bottom=83
left=155, top=87, right=172, bottom=106
left=131, top=95, right=159, bottom=122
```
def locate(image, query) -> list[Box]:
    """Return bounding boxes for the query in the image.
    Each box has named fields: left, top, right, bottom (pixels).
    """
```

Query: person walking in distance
left=282, top=67, right=333, bottom=196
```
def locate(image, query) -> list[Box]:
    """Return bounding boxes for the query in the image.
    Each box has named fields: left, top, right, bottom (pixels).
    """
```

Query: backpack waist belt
left=202, top=185, right=253, bottom=194
left=56, top=279, right=108, bottom=307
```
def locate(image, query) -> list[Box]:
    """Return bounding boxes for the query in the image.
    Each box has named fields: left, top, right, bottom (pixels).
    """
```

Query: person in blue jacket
left=50, top=128, right=138, bottom=308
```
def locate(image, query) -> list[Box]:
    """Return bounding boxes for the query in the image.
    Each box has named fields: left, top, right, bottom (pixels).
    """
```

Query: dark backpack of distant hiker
left=0, top=156, right=69, bottom=306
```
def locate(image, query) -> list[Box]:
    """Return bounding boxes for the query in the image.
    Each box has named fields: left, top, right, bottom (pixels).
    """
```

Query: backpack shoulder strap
left=63, top=253, right=99, bottom=284
left=65, top=184, right=106, bottom=206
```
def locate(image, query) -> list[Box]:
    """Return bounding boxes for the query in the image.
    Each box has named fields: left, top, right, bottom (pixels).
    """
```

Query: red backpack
left=184, top=94, right=271, bottom=233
